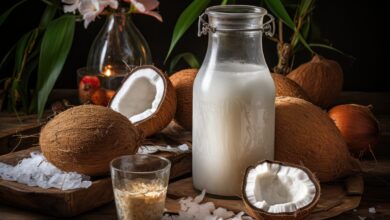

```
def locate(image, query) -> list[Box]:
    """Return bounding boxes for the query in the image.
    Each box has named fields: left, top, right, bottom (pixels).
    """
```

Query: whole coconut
left=169, top=69, right=197, bottom=130
left=40, top=105, right=141, bottom=176
left=275, top=97, right=359, bottom=182
left=287, top=55, right=343, bottom=108
left=328, top=104, right=380, bottom=154
left=272, top=73, right=310, bottom=101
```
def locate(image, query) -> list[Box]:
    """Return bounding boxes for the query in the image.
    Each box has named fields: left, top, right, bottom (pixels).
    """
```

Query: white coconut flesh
left=110, top=68, right=165, bottom=123
left=245, top=162, right=317, bottom=214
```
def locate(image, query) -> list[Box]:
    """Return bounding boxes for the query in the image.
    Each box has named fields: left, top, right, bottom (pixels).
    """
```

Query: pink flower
left=125, top=0, right=162, bottom=22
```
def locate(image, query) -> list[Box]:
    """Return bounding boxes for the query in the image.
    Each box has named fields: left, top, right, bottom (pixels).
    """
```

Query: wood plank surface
left=165, top=175, right=363, bottom=220
left=0, top=160, right=388, bottom=220
left=0, top=145, right=191, bottom=217
left=0, top=113, right=44, bottom=155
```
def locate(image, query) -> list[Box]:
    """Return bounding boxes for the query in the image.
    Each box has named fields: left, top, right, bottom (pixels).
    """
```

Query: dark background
left=1, top=0, right=388, bottom=91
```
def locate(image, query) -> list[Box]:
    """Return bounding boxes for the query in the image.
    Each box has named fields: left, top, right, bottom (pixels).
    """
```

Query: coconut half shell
left=40, top=105, right=141, bottom=176
left=271, top=73, right=310, bottom=102
left=242, top=160, right=321, bottom=220
left=275, top=96, right=360, bottom=182
left=109, top=66, right=177, bottom=137
left=169, top=68, right=198, bottom=130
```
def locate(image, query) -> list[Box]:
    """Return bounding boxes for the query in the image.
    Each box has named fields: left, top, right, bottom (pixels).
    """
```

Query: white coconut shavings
left=0, top=152, right=92, bottom=190
left=138, top=144, right=190, bottom=154
left=162, top=190, right=253, bottom=220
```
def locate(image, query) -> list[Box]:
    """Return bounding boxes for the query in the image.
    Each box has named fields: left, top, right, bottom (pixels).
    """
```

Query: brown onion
left=328, top=104, right=380, bottom=153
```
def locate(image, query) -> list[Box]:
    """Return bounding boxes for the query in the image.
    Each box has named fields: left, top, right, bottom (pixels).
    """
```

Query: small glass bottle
left=192, top=5, right=276, bottom=197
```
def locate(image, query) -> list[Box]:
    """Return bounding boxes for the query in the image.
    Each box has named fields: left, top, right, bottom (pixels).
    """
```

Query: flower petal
left=130, top=0, right=159, bottom=12
left=79, top=0, right=99, bottom=15
left=83, top=12, right=98, bottom=28
left=63, top=4, right=80, bottom=13
left=62, top=0, right=80, bottom=13
left=136, top=10, right=162, bottom=22
left=99, top=0, right=118, bottom=10
left=79, top=0, right=101, bottom=28
left=62, top=0, right=78, bottom=4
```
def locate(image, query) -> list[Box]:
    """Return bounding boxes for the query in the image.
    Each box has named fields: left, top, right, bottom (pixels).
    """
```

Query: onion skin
left=328, top=104, right=380, bottom=153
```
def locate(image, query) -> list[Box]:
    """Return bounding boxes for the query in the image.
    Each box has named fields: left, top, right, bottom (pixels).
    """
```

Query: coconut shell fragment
left=170, top=68, right=198, bottom=130
left=40, top=105, right=141, bottom=176
left=275, top=96, right=360, bottom=182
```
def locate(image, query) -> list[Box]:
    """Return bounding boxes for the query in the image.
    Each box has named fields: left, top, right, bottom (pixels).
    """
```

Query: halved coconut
left=109, top=66, right=177, bottom=137
left=242, top=160, right=320, bottom=220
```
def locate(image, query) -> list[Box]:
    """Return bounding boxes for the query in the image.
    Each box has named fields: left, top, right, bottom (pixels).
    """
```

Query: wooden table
left=1, top=91, right=390, bottom=219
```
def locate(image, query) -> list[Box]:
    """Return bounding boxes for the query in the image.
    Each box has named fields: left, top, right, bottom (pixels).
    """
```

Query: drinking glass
left=110, top=155, right=171, bottom=220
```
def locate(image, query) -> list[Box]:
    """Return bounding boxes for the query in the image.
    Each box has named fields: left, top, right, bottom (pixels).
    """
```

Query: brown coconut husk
left=271, top=73, right=311, bottom=102
left=169, top=68, right=198, bottom=131
left=40, top=105, right=141, bottom=176
left=287, top=55, right=343, bottom=108
left=275, top=96, right=360, bottom=182
left=242, top=160, right=321, bottom=220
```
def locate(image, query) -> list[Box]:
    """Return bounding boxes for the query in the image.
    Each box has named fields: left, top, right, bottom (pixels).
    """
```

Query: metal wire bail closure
left=197, top=12, right=275, bottom=37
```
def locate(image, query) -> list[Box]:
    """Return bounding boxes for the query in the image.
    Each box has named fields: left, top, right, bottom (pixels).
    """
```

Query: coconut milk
left=193, top=62, right=275, bottom=197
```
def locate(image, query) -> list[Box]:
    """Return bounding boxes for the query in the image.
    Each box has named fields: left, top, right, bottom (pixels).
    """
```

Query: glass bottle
left=87, top=8, right=152, bottom=74
left=192, top=5, right=276, bottom=197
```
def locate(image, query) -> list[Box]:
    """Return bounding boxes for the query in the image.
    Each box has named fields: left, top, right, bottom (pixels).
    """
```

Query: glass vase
left=78, top=10, right=152, bottom=105
left=87, top=9, right=152, bottom=73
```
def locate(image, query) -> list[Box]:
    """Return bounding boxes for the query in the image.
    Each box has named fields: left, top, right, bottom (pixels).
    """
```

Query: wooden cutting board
left=165, top=175, right=364, bottom=220
left=0, top=123, right=193, bottom=217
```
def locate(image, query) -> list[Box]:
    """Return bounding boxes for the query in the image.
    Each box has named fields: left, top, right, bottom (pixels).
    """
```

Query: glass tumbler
left=110, top=155, right=171, bottom=220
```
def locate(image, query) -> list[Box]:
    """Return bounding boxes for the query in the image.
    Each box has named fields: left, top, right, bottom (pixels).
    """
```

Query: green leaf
left=291, top=16, right=311, bottom=49
left=20, top=57, right=38, bottom=111
left=264, top=0, right=295, bottom=29
left=0, top=0, right=28, bottom=26
left=221, top=0, right=236, bottom=4
left=309, top=43, right=354, bottom=59
left=14, top=32, right=32, bottom=75
left=169, top=52, right=200, bottom=73
left=34, top=15, right=75, bottom=118
left=0, top=44, right=16, bottom=71
left=264, top=0, right=313, bottom=53
left=14, top=29, right=39, bottom=76
left=165, top=0, right=211, bottom=62
left=298, top=0, right=314, bottom=17
left=39, top=4, right=58, bottom=29
left=221, top=0, right=228, bottom=4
